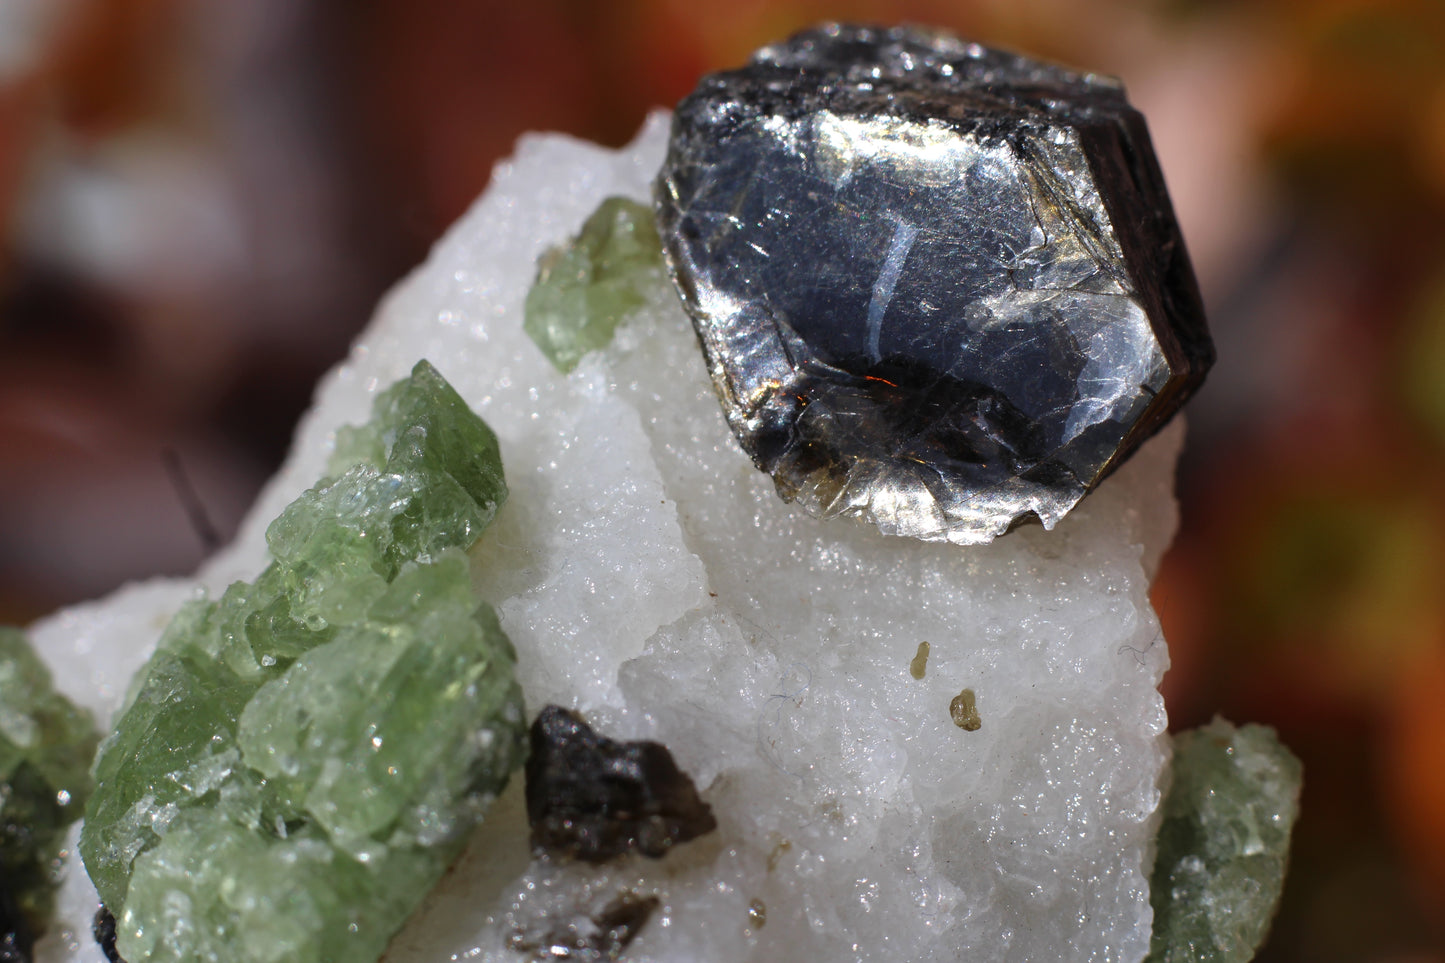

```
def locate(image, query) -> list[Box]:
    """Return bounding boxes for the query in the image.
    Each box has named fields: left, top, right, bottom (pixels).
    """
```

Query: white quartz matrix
left=33, top=114, right=1182, bottom=963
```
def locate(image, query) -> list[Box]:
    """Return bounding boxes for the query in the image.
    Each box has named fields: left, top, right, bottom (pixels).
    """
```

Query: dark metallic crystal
left=525, top=706, right=717, bottom=864
left=656, top=23, right=1213, bottom=543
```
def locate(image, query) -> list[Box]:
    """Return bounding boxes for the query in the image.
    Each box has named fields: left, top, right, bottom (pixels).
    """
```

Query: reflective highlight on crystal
left=79, top=361, right=525, bottom=963
left=656, top=23, right=1213, bottom=543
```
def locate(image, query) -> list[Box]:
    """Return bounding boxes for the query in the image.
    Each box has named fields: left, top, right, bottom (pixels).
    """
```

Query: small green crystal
left=1148, top=718, right=1303, bottom=963
left=0, top=626, right=99, bottom=934
left=523, top=195, right=664, bottom=373
left=81, top=360, right=526, bottom=963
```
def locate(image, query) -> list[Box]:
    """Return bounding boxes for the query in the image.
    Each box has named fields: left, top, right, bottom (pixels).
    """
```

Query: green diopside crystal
left=0, top=626, right=99, bottom=934
left=1148, top=718, right=1303, bottom=963
left=80, top=360, right=525, bottom=963
left=523, top=195, right=664, bottom=373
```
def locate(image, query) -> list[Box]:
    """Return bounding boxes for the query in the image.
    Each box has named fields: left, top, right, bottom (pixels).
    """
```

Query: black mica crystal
left=655, top=23, right=1213, bottom=543
left=525, top=706, right=716, bottom=864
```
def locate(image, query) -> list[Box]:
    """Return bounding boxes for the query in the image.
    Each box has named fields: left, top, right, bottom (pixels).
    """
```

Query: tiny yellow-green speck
left=909, top=641, right=930, bottom=680
left=950, top=688, right=982, bottom=731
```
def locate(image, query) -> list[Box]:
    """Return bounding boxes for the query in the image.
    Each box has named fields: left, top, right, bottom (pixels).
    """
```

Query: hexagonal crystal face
left=656, top=24, right=1213, bottom=544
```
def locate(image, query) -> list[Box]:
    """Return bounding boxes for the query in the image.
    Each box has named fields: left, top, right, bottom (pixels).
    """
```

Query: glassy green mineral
left=523, top=195, right=664, bottom=373
left=1148, top=718, right=1303, bottom=963
left=0, top=626, right=99, bottom=937
left=80, top=360, right=526, bottom=963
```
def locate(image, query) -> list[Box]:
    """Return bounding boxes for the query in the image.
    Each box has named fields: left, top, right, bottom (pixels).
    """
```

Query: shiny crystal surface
left=78, top=361, right=525, bottom=963
left=36, top=118, right=1189, bottom=963
left=656, top=23, right=1213, bottom=543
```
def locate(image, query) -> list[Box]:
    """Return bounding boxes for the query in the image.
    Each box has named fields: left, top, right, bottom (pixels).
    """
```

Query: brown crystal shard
left=509, top=892, right=660, bottom=962
left=525, top=706, right=717, bottom=863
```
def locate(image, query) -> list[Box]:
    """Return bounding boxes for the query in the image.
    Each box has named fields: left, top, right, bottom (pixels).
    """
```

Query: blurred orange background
left=2, top=0, right=1444, bottom=958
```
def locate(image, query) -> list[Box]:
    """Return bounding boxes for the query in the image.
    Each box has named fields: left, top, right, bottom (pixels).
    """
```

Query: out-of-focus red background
left=2, top=1, right=1443, bottom=958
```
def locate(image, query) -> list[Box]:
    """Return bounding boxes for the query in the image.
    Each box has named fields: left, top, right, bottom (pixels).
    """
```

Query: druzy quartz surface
left=657, top=24, right=1213, bottom=543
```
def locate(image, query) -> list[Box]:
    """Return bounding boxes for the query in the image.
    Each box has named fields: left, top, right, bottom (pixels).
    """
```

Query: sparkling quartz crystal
left=77, top=361, right=525, bottom=963
left=0, top=627, right=98, bottom=944
left=656, top=23, right=1214, bottom=544
left=1148, top=719, right=1302, bottom=963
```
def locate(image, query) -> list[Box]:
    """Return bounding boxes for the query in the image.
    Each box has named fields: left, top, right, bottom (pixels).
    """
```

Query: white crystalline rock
left=32, top=113, right=1182, bottom=963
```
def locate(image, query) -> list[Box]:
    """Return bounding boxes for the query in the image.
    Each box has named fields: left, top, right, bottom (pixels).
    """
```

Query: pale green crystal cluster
left=79, top=360, right=526, bottom=963
left=0, top=626, right=98, bottom=932
left=523, top=195, right=664, bottom=372
left=1148, top=718, right=1303, bottom=963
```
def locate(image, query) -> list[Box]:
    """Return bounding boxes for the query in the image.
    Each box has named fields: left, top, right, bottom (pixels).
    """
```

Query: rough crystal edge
left=655, top=29, right=1207, bottom=544
left=32, top=115, right=674, bottom=963
left=32, top=112, right=1190, bottom=963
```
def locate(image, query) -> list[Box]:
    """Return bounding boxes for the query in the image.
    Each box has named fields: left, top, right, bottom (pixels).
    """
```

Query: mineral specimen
left=525, top=706, right=716, bottom=864
left=656, top=23, right=1213, bottom=544
left=38, top=115, right=1189, bottom=963
left=1148, top=719, right=1302, bottom=963
left=524, top=195, right=665, bottom=373
left=77, top=361, right=526, bottom=963
left=0, top=626, right=98, bottom=946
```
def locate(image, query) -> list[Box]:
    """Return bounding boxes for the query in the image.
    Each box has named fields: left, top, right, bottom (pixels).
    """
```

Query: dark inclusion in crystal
left=525, top=706, right=717, bottom=864
left=655, top=23, right=1214, bottom=543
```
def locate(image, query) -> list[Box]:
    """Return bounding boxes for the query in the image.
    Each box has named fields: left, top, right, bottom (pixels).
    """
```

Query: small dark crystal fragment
left=509, top=892, right=659, bottom=961
left=92, top=906, right=126, bottom=963
left=525, top=706, right=716, bottom=863
left=656, top=23, right=1213, bottom=543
